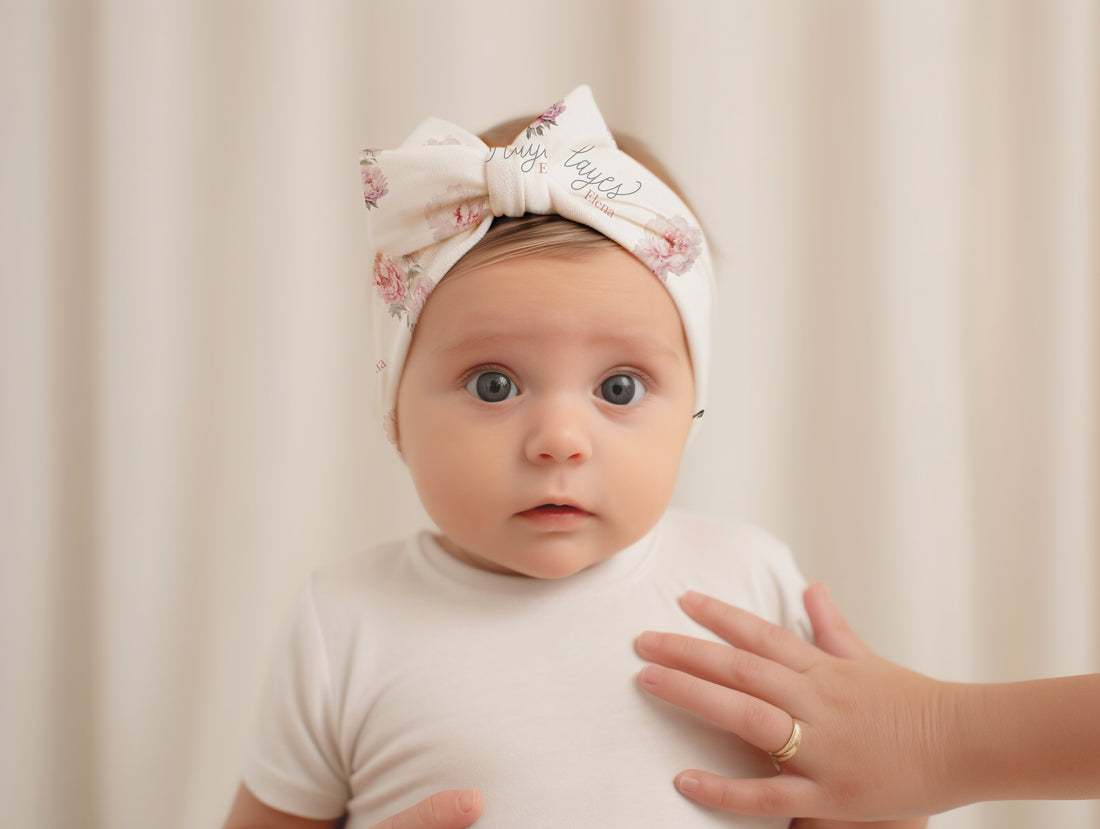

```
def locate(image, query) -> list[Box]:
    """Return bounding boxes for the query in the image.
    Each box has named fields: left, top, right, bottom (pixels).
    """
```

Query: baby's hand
left=369, top=790, right=484, bottom=829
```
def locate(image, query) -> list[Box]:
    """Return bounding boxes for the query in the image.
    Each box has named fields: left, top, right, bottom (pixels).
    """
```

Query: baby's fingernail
left=636, top=631, right=659, bottom=652
left=682, top=591, right=703, bottom=608
left=457, top=791, right=477, bottom=813
left=677, top=774, right=700, bottom=794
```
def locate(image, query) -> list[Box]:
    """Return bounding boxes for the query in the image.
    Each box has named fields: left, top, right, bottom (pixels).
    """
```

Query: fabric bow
left=361, top=85, right=713, bottom=438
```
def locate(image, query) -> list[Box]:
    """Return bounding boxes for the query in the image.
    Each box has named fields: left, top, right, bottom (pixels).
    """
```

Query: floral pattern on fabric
left=632, top=214, right=703, bottom=281
left=526, top=99, right=565, bottom=138
left=425, top=184, right=490, bottom=241
left=373, top=252, right=432, bottom=328
left=359, top=150, right=389, bottom=210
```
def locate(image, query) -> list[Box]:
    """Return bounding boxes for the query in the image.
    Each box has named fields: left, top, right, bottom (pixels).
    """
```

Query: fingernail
left=636, top=631, right=659, bottom=653
left=639, top=665, right=662, bottom=686
left=457, top=791, right=476, bottom=813
left=682, top=590, right=703, bottom=608
left=677, top=774, right=700, bottom=794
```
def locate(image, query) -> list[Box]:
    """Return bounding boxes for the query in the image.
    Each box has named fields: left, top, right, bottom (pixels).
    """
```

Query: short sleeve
left=241, top=577, right=350, bottom=819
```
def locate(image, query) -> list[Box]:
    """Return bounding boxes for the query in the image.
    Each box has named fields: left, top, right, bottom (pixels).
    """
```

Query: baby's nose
left=523, top=397, right=592, bottom=464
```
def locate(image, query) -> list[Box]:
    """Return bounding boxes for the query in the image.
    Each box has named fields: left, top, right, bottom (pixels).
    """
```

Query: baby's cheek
left=428, top=442, right=505, bottom=514
left=618, top=449, right=680, bottom=516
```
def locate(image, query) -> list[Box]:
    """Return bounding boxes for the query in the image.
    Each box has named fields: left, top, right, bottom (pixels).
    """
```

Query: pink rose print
left=361, top=165, right=388, bottom=209
left=359, top=149, right=388, bottom=210
left=373, top=253, right=407, bottom=305
left=426, top=185, right=490, bottom=241
left=374, top=252, right=431, bottom=329
left=632, top=214, right=703, bottom=281
left=526, top=99, right=565, bottom=138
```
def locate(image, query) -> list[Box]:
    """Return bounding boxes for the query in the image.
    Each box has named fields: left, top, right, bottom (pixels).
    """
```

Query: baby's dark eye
left=466, top=371, right=517, bottom=403
left=599, top=374, right=645, bottom=406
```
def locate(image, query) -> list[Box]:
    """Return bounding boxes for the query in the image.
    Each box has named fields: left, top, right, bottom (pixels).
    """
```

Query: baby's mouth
left=517, top=503, right=593, bottom=519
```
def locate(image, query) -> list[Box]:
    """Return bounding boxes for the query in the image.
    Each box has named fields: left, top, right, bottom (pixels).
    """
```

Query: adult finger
left=803, top=583, right=872, bottom=659
left=679, top=591, right=822, bottom=672
left=634, top=630, right=808, bottom=712
left=638, top=663, right=795, bottom=754
left=371, top=790, right=484, bottom=829
left=673, top=769, right=821, bottom=817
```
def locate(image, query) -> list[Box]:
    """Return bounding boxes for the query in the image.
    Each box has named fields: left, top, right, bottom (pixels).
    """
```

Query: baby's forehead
left=433, top=248, right=682, bottom=313
left=415, top=249, right=690, bottom=354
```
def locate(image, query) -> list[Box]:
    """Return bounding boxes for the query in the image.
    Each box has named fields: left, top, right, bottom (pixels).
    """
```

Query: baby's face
left=395, top=246, right=695, bottom=578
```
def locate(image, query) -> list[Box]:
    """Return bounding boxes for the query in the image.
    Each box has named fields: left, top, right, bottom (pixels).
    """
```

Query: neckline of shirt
left=412, top=520, right=662, bottom=599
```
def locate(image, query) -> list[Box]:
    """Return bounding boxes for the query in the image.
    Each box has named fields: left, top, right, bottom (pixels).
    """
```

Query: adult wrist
left=935, top=680, right=1001, bottom=810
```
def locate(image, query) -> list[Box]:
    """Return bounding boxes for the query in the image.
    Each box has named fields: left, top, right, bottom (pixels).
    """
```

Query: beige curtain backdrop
left=2, top=1, right=1097, bottom=828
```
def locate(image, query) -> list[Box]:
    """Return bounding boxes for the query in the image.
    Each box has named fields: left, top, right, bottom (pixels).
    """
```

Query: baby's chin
left=436, top=532, right=625, bottom=579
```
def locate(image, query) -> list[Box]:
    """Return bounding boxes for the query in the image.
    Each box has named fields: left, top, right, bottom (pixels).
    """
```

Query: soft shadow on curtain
left=1, top=2, right=1096, bottom=829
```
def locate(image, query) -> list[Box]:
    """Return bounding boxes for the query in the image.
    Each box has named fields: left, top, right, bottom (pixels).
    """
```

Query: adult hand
left=368, top=790, right=484, bottom=829
left=635, top=585, right=952, bottom=821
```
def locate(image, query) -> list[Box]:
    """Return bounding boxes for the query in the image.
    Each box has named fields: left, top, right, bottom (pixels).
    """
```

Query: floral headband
left=361, top=85, right=714, bottom=439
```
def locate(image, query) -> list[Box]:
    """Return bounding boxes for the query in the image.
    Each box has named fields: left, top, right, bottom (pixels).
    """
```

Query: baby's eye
left=598, top=374, right=646, bottom=406
left=466, top=371, right=518, bottom=403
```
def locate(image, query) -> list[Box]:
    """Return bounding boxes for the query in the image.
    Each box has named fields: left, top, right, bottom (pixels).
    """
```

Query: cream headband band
left=361, top=85, right=714, bottom=438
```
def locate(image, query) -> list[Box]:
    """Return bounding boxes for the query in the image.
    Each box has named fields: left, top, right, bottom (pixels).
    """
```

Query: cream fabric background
left=1, top=2, right=1097, bottom=828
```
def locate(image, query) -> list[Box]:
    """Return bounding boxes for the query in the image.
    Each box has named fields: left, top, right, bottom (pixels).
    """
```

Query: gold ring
left=769, top=720, right=801, bottom=771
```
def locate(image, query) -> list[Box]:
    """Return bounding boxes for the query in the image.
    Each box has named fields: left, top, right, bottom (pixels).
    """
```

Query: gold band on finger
left=769, top=720, right=802, bottom=771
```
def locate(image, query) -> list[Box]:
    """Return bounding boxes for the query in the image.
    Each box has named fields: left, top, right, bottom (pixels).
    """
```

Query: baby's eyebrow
left=586, top=331, right=686, bottom=363
left=432, top=328, right=686, bottom=363
left=428, top=331, right=516, bottom=356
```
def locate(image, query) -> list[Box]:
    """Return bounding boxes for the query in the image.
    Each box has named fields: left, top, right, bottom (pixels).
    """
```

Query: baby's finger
left=634, top=630, right=807, bottom=712
left=638, top=663, right=794, bottom=755
left=674, top=769, right=819, bottom=817
left=373, top=790, right=484, bottom=829
left=680, top=591, right=822, bottom=672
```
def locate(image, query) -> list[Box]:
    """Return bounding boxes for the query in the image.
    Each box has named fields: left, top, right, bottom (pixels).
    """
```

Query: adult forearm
left=947, top=674, right=1100, bottom=804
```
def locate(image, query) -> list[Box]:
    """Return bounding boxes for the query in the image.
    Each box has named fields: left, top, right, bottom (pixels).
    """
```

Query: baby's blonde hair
left=445, top=115, right=694, bottom=279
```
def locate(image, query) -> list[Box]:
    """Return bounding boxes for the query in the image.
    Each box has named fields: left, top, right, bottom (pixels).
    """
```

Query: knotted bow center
left=485, top=145, right=553, bottom=217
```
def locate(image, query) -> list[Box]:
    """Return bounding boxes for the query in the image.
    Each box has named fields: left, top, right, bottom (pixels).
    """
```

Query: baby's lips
left=518, top=497, right=592, bottom=515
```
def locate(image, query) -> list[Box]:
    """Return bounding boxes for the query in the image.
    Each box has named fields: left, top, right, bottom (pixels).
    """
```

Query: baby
left=224, top=86, right=818, bottom=829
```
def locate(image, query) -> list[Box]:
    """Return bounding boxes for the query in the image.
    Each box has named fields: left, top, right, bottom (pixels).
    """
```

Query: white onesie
left=243, top=508, right=811, bottom=828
